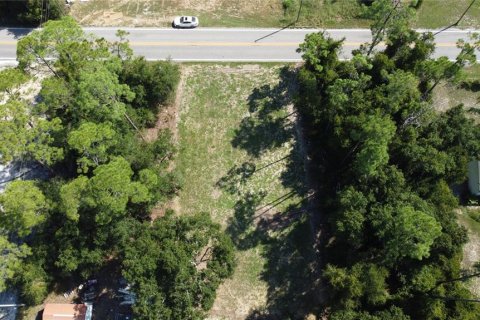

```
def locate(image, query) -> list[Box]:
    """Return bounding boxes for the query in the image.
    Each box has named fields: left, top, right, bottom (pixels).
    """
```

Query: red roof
left=43, top=304, right=87, bottom=320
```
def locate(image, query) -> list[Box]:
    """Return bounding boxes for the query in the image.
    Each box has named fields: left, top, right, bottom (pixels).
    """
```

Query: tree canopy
left=297, top=5, right=480, bottom=318
left=0, top=17, right=235, bottom=320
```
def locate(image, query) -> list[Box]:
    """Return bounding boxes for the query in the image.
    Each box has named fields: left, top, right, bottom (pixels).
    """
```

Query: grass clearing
left=70, top=0, right=285, bottom=27
left=70, top=0, right=480, bottom=28
left=176, top=64, right=317, bottom=319
left=433, top=82, right=479, bottom=113
left=69, top=0, right=369, bottom=28
left=414, top=0, right=480, bottom=29
left=433, top=65, right=480, bottom=114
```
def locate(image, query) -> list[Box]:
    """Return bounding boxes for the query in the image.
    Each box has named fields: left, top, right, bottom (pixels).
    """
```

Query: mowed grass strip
left=176, top=64, right=316, bottom=319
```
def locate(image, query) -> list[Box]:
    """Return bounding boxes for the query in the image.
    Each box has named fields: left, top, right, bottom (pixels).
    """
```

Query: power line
left=295, top=0, right=304, bottom=24
left=434, top=0, right=477, bottom=36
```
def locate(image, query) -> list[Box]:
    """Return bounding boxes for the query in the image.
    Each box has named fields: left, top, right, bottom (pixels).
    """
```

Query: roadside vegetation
left=0, top=0, right=65, bottom=26
left=69, top=0, right=480, bottom=29
left=176, top=64, right=317, bottom=318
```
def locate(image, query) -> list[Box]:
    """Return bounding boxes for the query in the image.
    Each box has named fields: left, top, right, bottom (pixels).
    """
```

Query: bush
left=16, top=263, right=49, bottom=306
left=120, top=58, right=180, bottom=111
left=410, top=0, right=424, bottom=9
left=282, top=0, right=295, bottom=12
left=460, top=79, right=480, bottom=92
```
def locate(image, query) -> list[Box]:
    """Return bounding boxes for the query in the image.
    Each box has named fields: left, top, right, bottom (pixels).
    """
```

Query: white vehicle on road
left=172, top=16, right=199, bottom=28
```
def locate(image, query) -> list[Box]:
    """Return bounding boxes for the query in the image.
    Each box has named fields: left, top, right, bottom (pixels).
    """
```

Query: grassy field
left=175, top=64, right=317, bottom=319
left=414, top=0, right=480, bottom=29
left=69, top=0, right=480, bottom=28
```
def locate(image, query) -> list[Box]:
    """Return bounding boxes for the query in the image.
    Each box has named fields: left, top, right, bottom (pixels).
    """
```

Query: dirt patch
left=433, top=82, right=480, bottom=113
left=70, top=0, right=283, bottom=27
left=144, top=103, right=178, bottom=142
left=149, top=65, right=188, bottom=219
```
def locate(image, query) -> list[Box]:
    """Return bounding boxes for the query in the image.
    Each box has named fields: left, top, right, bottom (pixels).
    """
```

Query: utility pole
left=295, top=0, right=304, bottom=24
left=0, top=304, right=25, bottom=307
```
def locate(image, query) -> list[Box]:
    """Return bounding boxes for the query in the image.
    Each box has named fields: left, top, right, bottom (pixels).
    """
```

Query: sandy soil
left=148, top=65, right=188, bottom=220
left=70, top=0, right=282, bottom=27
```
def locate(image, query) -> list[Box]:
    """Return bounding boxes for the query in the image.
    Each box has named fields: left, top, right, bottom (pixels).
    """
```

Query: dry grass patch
left=433, top=82, right=479, bottom=113
left=70, top=0, right=283, bottom=27
left=69, top=0, right=480, bottom=28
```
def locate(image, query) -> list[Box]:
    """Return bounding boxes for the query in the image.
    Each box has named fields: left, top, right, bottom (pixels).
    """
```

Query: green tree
left=297, top=22, right=480, bottom=319
left=120, top=57, right=180, bottom=110
left=82, top=157, right=148, bottom=224
left=334, top=187, right=369, bottom=246
left=324, top=264, right=363, bottom=309
left=0, top=99, right=63, bottom=165
left=0, top=68, right=29, bottom=99
left=17, top=17, right=85, bottom=75
left=375, top=205, right=441, bottom=263
left=67, top=122, right=117, bottom=173
left=15, top=262, right=49, bottom=305
left=19, top=0, right=65, bottom=25
left=59, top=176, right=89, bottom=221
left=122, top=213, right=235, bottom=320
left=0, top=237, right=30, bottom=292
left=72, top=62, right=134, bottom=124
left=0, top=180, right=47, bottom=237
left=351, top=113, right=396, bottom=177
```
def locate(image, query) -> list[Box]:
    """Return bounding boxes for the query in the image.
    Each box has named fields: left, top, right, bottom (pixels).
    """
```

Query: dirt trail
left=458, top=209, right=480, bottom=297
left=149, top=65, right=189, bottom=219
left=289, top=68, right=327, bottom=308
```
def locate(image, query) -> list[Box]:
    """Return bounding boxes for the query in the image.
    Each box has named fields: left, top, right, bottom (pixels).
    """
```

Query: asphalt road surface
left=0, top=27, right=479, bottom=63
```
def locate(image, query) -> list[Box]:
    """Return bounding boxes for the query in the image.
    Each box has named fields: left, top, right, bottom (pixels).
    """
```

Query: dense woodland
left=1, top=0, right=480, bottom=319
left=297, top=1, right=480, bottom=319
left=0, top=17, right=235, bottom=319
left=0, top=0, right=65, bottom=26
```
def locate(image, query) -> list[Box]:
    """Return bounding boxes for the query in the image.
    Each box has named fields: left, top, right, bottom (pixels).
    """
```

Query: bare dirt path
left=149, top=65, right=189, bottom=219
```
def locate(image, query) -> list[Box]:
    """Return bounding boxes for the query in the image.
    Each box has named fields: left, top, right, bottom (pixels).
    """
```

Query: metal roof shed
left=43, top=303, right=92, bottom=320
left=468, top=160, right=480, bottom=196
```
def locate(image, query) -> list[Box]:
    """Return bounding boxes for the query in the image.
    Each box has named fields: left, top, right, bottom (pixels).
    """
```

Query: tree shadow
left=248, top=209, right=318, bottom=319
left=231, top=67, right=298, bottom=158
left=223, top=187, right=318, bottom=318
left=219, top=66, right=321, bottom=318
left=215, top=162, right=256, bottom=195
left=5, top=28, right=32, bottom=39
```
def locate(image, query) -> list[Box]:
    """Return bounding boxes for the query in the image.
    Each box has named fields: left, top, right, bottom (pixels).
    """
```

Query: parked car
left=172, top=16, right=199, bottom=28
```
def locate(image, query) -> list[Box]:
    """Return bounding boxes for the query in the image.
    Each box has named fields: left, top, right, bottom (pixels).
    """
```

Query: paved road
left=0, top=27, right=479, bottom=63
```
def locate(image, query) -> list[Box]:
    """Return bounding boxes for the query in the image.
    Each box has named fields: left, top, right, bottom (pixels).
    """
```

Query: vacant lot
left=414, top=0, right=480, bottom=29
left=70, top=0, right=285, bottom=27
left=175, top=64, right=317, bottom=319
left=69, top=0, right=369, bottom=28
left=70, top=0, right=480, bottom=28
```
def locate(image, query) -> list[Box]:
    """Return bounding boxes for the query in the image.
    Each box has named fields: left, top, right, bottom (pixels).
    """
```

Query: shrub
left=282, top=0, right=295, bottom=12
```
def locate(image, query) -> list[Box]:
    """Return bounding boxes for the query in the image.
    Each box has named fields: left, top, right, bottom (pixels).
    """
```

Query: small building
left=43, top=303, right=92, bottom=320
left=468, top=161, right=480, bottom=196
